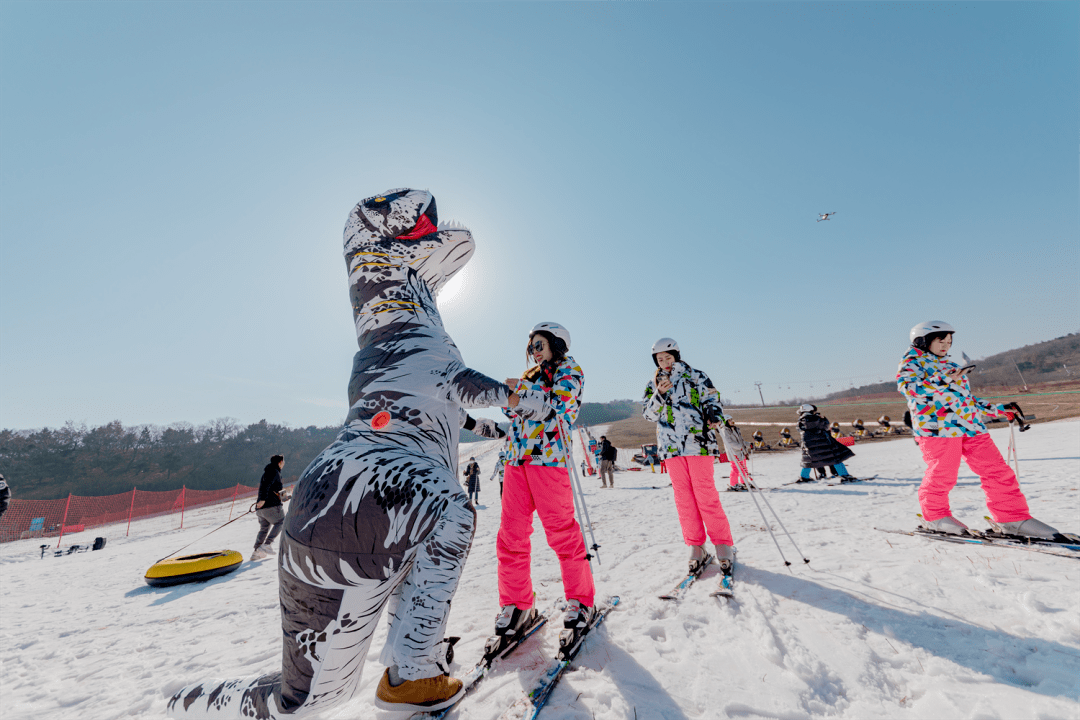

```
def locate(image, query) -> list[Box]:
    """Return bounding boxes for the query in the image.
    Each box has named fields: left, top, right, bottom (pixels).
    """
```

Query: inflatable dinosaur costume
left=168, top=189, right=520, bottom=717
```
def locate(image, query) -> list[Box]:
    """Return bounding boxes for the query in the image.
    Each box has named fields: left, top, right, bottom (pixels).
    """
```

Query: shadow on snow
left=745, top=566, right=1079, bottom=700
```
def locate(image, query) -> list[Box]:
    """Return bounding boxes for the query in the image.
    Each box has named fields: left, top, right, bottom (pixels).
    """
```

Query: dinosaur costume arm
left=449, top=367, right=513, bottom=409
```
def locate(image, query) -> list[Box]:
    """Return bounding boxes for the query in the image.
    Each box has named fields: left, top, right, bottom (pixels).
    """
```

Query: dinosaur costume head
left=344, top=188, right=474, bottom=309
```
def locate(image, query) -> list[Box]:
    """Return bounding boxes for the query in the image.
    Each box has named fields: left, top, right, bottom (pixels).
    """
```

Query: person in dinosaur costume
left=168, top=189, right=541, bottom=717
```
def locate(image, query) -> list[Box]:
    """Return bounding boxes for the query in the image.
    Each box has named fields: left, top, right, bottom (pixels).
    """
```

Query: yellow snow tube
left=144, top=550, right=243, bottom=587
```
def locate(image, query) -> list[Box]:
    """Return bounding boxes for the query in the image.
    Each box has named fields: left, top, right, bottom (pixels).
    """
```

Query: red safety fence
left=0, top=483, right=259, bottom=545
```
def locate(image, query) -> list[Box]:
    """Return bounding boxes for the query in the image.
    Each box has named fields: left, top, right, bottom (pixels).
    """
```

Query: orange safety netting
left=0, top=484, right=259, bottom=544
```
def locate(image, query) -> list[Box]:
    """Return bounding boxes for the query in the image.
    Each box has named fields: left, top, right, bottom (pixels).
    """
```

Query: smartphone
left=959, top=364, right=976, bottom=374
left=656, top=369, right=670, bottom=391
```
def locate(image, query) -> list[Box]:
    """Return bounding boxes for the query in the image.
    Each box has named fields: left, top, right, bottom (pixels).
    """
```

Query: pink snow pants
left=727, top=456, right=744, bottom=487
left=917, top=433, right=1031, bottom=523
left=497, top=463, right=595, bottom=609
left=667, top=455, right=734, bottom=546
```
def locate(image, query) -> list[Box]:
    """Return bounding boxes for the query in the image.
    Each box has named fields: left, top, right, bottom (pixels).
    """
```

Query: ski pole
left=1008, top=420, right=1020, bottom=482
left=725, top=444, right=794, bottom=569
left=728, top=443, right=810, bottom=567
left=559, top=417, right=601, bottom=565
left=742, top=467, right=792, bottom=568
left=569, top=461, right=601, bottom=565
left=739, top=452, right=810, bottom=564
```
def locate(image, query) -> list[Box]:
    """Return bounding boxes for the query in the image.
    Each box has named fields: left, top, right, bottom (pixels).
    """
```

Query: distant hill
left=822, top=333, right=1080, bottom=402
left=575, top=400, right=638, bottom=426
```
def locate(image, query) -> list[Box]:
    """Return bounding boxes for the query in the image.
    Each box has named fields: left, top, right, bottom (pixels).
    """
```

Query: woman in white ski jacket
left=643, top=338, right=735, bottom=572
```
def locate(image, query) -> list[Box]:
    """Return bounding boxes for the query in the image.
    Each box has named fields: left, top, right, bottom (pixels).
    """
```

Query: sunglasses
left=528, top=340, right=546, bottom=353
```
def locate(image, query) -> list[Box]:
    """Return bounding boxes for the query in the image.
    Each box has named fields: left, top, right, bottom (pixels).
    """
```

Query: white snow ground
left=2, top=421, right=1078, bottom=720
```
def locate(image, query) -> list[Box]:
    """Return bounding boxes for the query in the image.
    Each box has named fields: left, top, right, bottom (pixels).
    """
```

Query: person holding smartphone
left=495, top=322, right=595, bottom=650
left=643, top=338, right=736, bottom=573
left=898, top=321, right=1058, bottom=539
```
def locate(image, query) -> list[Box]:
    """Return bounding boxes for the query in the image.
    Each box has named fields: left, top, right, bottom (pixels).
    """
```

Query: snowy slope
left=1, top=422, right=1078, bottom=720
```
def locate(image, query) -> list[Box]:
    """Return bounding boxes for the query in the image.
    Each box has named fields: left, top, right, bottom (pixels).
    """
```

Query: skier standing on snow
left=642, top=338, right=736, bottom=573
left=489, top=449, right=508, bottom=496
left=793, top=406, right=856, bottom=483
left=898, top=320, right=1059, bottom=538
left=496, top=322, right=596, bottom=649
left=723, top=420, right=751, bottom=491
left=251, top=454, right=288, bottom=561
left=463, top=457, right=481, bottom=504
left=598, top=435, right=617, bottom=488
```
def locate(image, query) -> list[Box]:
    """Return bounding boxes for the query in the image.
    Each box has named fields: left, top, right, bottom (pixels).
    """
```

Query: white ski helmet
left=909, top=320, right=955, bottom=350
left=651, top=337, right=679, bottom=355
left=531, top=322, right=570, bottom=351
left=798, top=403, right=817, bottom=416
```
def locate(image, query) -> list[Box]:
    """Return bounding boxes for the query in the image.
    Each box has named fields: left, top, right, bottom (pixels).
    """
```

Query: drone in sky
left=816, top=212, right=837, bottom=222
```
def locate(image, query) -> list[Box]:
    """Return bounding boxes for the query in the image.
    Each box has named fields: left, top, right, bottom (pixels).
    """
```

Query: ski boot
left=558, top=600, right=594, bottom=660
left=920, top=516, right=969, bottom=535
left=713, top=544, right=736, bottom=571
left=989, top=518, right=1059, bottom=540
left=374, top=667, right=465, bottom=712
left=485, top=604, right=538, bottom=660
left=712, top=544, right=736, bottom=598
left=837, top=475, right=859, bottom=484
left=726, top=483, right=748, bottom=492
left=688, top=544, right=712, bottom=575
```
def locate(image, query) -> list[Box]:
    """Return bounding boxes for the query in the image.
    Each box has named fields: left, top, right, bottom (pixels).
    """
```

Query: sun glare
left=438, top=266, right=469, bottom=308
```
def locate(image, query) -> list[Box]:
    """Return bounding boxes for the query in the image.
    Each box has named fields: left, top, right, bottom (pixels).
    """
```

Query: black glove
left=1003, top=402, right=1031, bottom=432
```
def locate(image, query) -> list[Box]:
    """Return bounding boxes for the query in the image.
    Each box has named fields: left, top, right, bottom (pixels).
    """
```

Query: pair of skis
left=497, top=596, right=620, bottom=720
left=658, top=554, right=735, bottom=601
left=410, top=607, right=552, bottom=720
left=825, top=474, right=878, bottom=487
left=411, top=597, right=618, bottom=720
left=780, top=474, right=878, bottom=487
left=878, top=521, right=1080, bottom=560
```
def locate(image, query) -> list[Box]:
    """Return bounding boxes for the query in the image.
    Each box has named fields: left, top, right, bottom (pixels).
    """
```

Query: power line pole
left=755, top=382, right=765, bottom=408
left=1013, top=361, right=1029, bottom=391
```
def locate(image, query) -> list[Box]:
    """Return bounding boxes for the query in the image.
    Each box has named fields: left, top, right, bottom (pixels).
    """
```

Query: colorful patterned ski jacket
left=502, top=356, right=584, bottom=468
left=642, top=361, right=728, bottom=460
left=896, top=347, right=1008, bottom=438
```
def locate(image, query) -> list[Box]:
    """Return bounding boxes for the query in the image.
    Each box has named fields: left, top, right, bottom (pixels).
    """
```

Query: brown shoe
left=374, top=668, right=464, bottom=711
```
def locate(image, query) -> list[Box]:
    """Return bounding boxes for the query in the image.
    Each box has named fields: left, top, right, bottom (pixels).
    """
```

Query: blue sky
left=1, top=1, right=1077, bottom=431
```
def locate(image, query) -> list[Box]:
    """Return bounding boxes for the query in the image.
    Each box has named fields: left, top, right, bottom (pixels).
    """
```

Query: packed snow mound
left=2, top=423, right=1077, bottom=719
